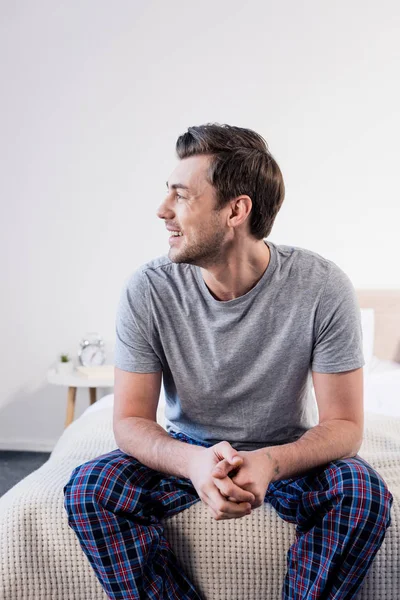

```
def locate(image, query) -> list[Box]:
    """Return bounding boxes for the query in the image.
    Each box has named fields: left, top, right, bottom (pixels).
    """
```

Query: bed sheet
left=364, top=357, right=400, bottom=417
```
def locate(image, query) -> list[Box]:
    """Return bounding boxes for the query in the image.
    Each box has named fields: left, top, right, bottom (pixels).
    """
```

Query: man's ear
left=227, top=195, right=252, bottom=229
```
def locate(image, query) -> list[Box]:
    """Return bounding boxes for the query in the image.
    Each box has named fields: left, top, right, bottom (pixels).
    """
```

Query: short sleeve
left=114, top=268, right=162, bottom=373
left=311, top=263, right=365, bottom=373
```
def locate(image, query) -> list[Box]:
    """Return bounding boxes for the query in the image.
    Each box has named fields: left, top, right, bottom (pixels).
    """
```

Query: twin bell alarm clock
left=78, top=332, right=106, bottom=367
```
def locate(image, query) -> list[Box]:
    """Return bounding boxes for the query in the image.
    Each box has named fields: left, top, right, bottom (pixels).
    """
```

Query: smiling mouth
left=169, top=233, right=184, bottom=245
left=168, top=229, right=183, bottom=238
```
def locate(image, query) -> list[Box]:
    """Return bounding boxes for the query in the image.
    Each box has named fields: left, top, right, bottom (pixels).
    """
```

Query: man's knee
left=63, top=449, right=137, bottom=520
left=328, top=456, right=393, bottom=529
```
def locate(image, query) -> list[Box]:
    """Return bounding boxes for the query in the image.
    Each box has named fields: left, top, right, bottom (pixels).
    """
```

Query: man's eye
left=176, top=193, right=185, bottom=200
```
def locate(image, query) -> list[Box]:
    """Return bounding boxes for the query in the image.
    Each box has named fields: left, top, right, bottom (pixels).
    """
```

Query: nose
left=156, top=196, right=175, bottom=220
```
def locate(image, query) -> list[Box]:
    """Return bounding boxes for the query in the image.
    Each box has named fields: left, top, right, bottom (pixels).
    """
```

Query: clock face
left=79, top=345, right=105, bottom=367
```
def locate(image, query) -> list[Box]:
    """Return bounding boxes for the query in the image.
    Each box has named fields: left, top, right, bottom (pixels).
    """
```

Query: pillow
left=360, top=308, right=375, bottom=372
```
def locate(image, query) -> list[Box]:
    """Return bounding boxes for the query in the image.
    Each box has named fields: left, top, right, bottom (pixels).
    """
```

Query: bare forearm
left=259, top=419, right=363, bottom=483
left=114, top=417, right=202, bottom=479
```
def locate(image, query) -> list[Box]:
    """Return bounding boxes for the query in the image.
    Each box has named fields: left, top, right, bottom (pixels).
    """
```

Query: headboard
left=356, top=290, right=400, bottom=363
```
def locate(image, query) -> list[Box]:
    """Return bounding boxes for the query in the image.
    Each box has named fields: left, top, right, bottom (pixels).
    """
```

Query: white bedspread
left=364, top=358, right=400, bottom=417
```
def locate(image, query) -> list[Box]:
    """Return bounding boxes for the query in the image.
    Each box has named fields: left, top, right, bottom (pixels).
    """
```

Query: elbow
left=354, top=421, right=364, bottom=453
left=112, top=414, right=121, bottom=442
left=113, top=422, right=123, bottom=452
left=112, top=415, right=149, bottom=456
left=113, top=416, right=130, bottom=450
left=348, top=426, right=364, bottom=458
left=353, top=436, right=364, bottom=457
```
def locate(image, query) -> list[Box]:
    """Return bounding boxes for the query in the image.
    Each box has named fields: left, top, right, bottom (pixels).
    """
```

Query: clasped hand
left=188, top=441, right=273, bottom=521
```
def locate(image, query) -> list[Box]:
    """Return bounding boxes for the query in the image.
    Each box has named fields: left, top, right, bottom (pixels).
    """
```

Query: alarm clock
left=78, top=332, right=106, bottom=367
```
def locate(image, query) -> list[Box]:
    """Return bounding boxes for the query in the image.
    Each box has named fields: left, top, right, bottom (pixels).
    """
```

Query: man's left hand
left=211, top=450, right=274, bottom=509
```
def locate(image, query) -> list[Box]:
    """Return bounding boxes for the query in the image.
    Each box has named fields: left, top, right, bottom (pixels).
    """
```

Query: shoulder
left=271, top=241, right=335, bottom=282
left=273, top=241, right=332, bottom=267
left=290, top=245, right=353, bottom=289
left=124, top=254, right=191, bottom=292
left=270, top=241, right=355, bottom=300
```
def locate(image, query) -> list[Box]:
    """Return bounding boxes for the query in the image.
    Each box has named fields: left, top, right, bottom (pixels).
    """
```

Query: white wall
left=1, top=0, right=399, bottom=451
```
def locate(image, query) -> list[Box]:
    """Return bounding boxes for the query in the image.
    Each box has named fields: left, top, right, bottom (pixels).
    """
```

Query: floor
left=0, top=450, right=51, bottom=497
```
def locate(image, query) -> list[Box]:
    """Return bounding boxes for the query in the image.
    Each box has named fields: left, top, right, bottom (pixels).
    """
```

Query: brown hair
left=175, top=123, right=285, bottom=240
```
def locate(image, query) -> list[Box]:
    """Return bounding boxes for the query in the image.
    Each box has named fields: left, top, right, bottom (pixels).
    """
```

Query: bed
left=0, top=290, right=399, bottom=599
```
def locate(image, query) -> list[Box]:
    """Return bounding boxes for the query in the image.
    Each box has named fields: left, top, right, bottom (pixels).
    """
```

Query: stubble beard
left=169, top=227, right=226, bottom=268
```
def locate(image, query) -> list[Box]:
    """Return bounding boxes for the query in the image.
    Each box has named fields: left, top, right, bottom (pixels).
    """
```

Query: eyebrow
left=166, top=181, right=191, bottom=191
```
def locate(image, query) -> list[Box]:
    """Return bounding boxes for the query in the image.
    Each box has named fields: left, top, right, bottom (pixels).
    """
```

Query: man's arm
left=255, top=367, right=364, bottom=483
left=113, top=367, right=256, bottom=518
left=113, top=367, right=203, bottom=479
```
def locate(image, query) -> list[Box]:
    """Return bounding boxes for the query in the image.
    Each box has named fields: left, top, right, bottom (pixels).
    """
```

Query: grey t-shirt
left=114, top=240, right=365, bottom=451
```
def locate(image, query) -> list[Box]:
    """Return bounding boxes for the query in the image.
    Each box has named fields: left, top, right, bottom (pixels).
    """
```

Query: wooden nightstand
left=47, top=366, right=114, bottom=427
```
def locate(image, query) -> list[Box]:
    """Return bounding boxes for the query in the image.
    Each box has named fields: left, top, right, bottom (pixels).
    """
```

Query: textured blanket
left=0, top=405, right=398, bottom=599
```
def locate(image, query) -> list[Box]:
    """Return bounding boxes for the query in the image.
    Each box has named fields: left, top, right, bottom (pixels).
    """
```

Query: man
left=64, top=123, right=393, bottom=599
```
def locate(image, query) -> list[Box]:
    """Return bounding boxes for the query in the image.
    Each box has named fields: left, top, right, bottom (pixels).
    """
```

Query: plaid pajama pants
left=63, top=430, right=393, bottom=600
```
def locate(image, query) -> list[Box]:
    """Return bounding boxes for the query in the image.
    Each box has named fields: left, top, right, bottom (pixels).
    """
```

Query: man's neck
left=200, top=241, right=271, bottom=301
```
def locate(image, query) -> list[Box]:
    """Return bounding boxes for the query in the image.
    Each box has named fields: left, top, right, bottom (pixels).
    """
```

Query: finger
left=212, top=458, right=239, bottom=479
left=203, top=498, right=225, bottom=520
left=204, top=489, right=252, bottom=520
left=214, top=499, right=252, bottom=519
left=208, top=505, right=234, bottom=521
left=212, top=475, right=255, bottom=504
left=214, top=443, right=243, bottom=468
left=207, top=487, right=252, bottom=518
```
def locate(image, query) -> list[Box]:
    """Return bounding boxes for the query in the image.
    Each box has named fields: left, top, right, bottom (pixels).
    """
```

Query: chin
left=169, top=253, right=192, bottom=265
left=168, top=248, right=196, bottom=265
left=168, top=248, right=184, bottom=263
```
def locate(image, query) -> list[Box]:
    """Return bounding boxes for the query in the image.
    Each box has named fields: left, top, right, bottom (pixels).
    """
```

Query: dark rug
left=0, top=450, right=51, bottom=498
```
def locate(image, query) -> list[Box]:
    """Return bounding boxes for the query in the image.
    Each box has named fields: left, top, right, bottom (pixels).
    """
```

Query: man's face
left=157, top=154, right=228, bottom=266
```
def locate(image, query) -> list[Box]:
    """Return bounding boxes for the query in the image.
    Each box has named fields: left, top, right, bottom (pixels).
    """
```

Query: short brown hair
left=175, top=123, right=285, bottom=240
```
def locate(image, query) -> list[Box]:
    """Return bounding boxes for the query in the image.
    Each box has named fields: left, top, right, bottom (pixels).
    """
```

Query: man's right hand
left=187, top=441, right=255, bottom=521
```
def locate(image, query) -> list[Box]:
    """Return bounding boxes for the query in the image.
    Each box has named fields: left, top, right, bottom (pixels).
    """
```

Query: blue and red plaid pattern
left=63, top=430, right=393, bottom=599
